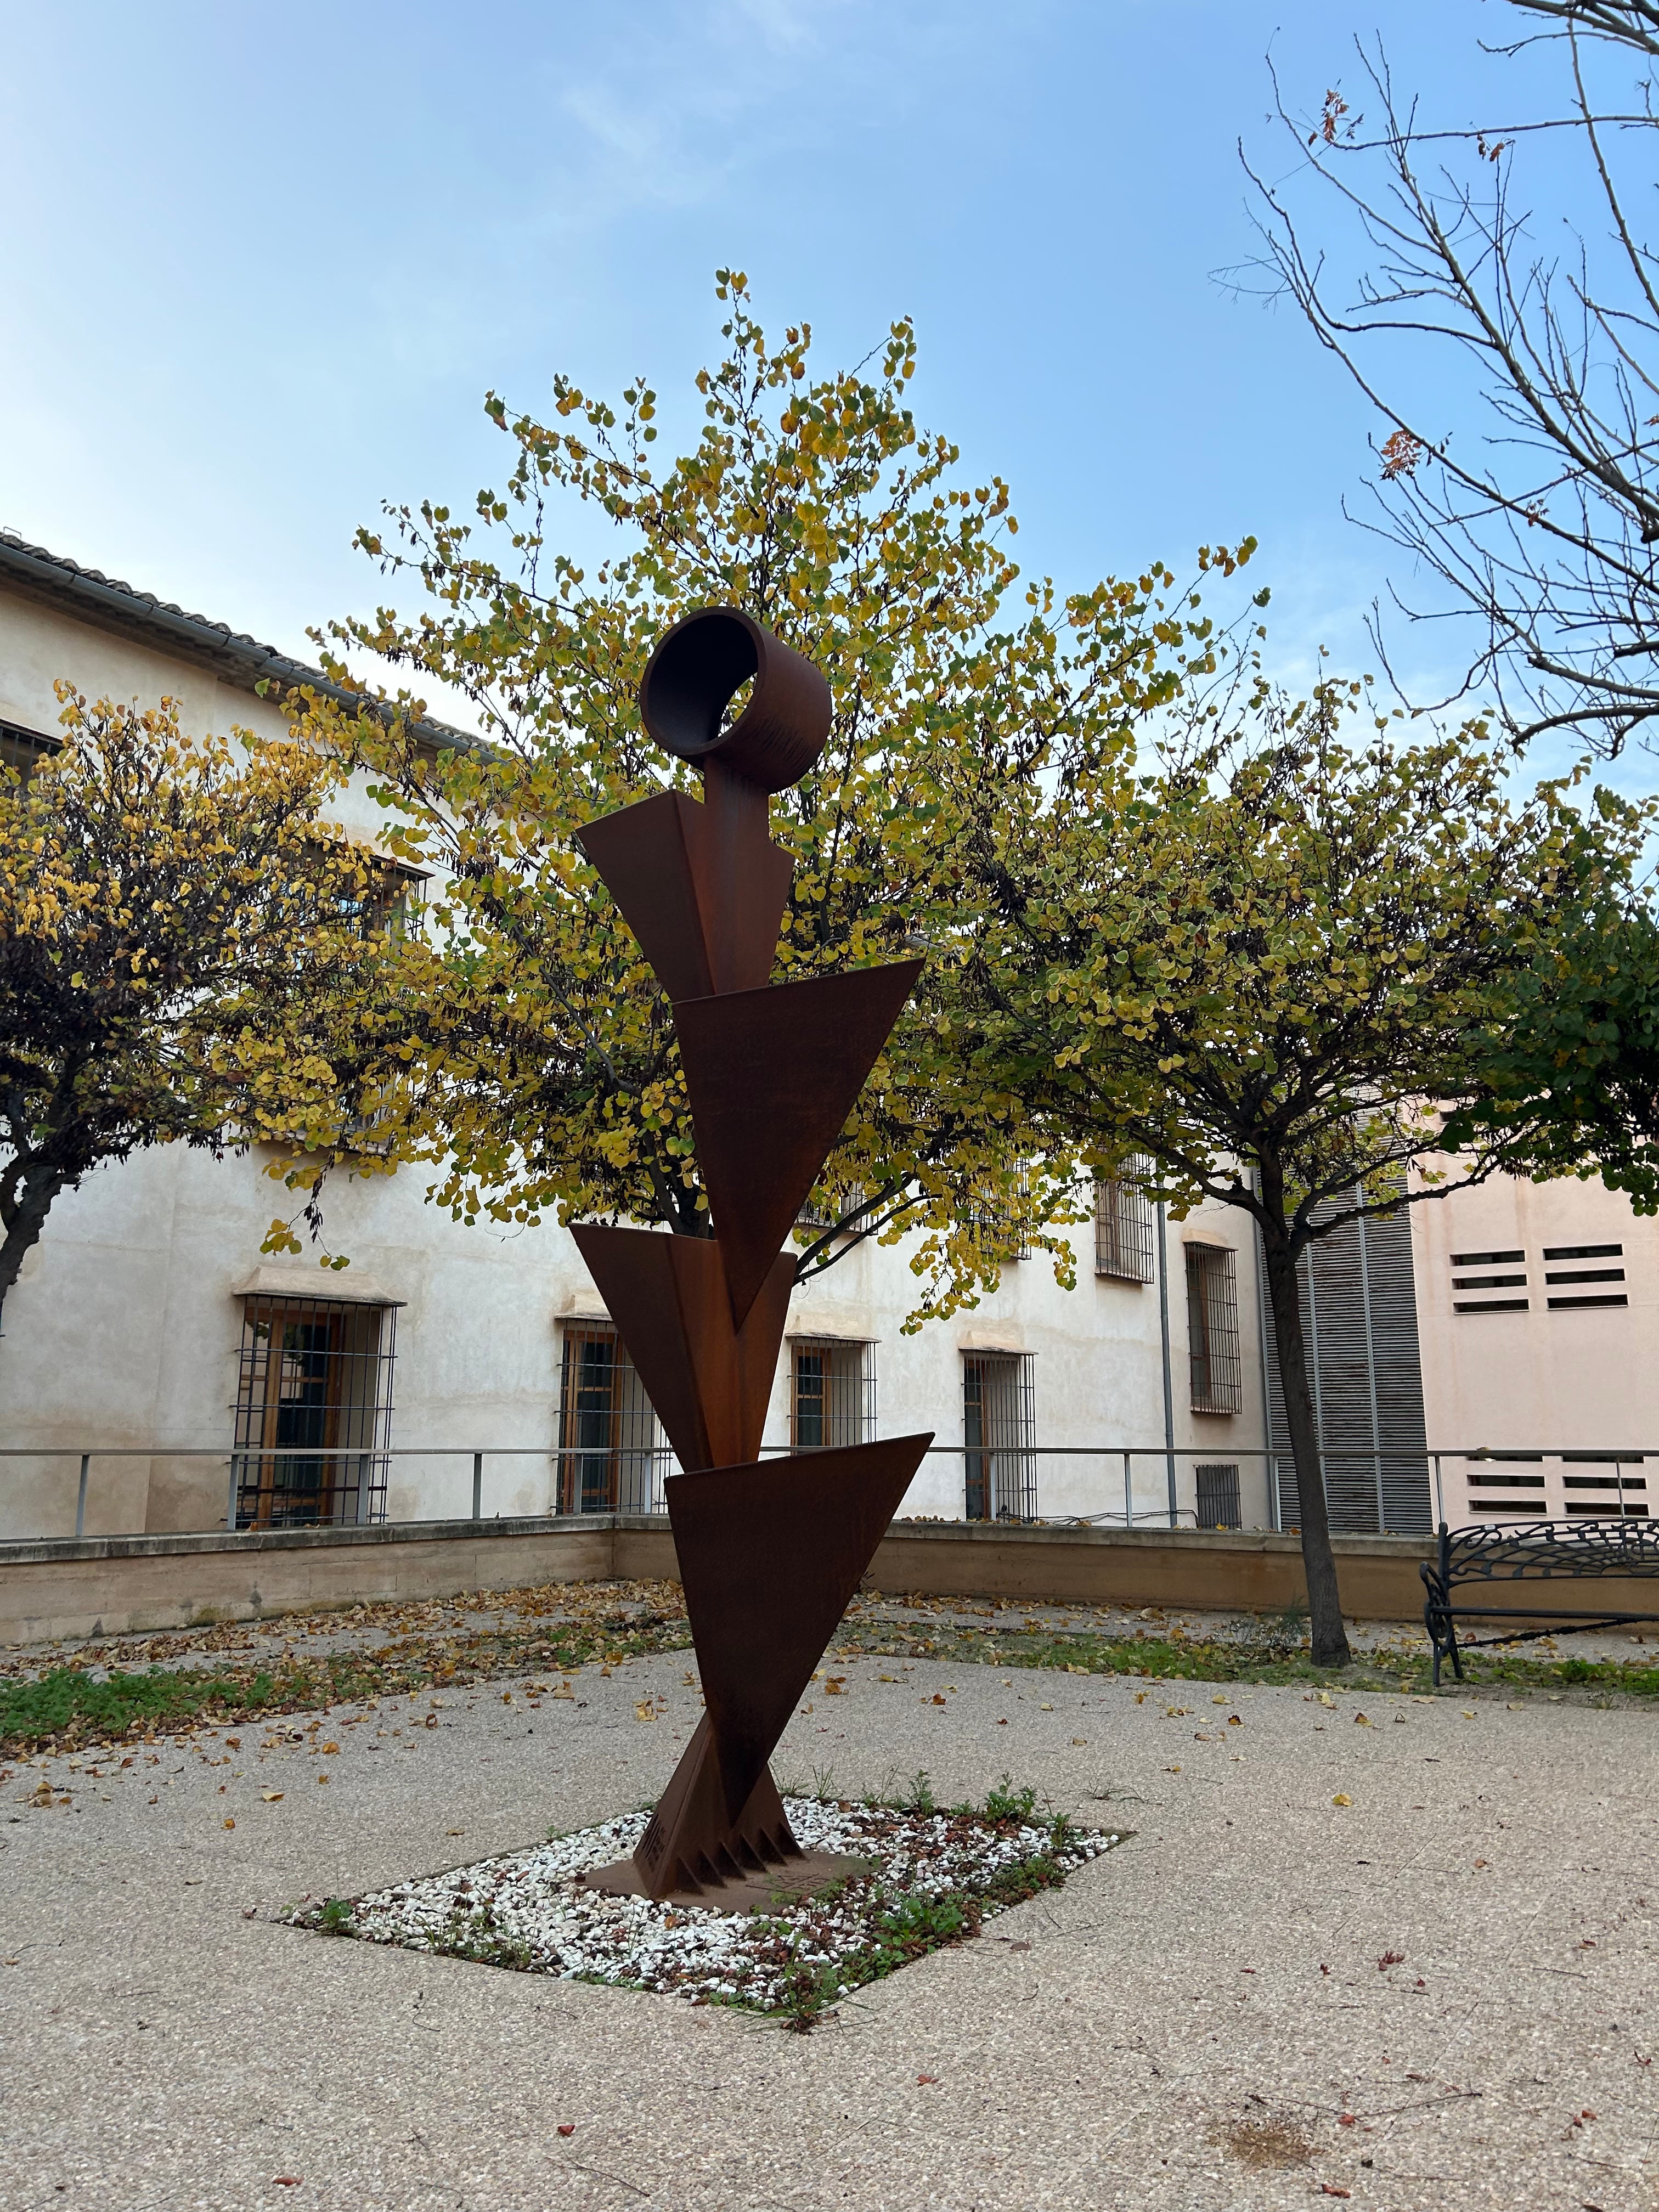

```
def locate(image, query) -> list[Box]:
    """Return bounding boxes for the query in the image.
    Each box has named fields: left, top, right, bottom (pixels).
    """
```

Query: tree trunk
left=1260, top=1223, right=1352, bottom=1668
left=0, top=1172, right=60, bottom=1340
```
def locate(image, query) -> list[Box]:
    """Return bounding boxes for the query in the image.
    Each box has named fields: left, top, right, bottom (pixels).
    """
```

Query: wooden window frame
left=789, top=1338, right=874, bottom=1450
left=231, top=1295, right=394, bottom=1528
left=557, top=1322, right=667, bottom=1513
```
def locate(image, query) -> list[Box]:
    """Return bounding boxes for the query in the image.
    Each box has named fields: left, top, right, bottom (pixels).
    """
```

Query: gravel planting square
left=287, top=1791, right=1121, bottom=2021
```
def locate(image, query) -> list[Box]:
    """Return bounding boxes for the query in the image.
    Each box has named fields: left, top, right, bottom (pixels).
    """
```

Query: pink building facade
left=1408, top=1169, right=1657, bottom=1527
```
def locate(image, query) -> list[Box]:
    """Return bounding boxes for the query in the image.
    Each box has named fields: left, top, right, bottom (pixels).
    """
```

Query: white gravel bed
left=289, top=1795, right=1121, bottom=2013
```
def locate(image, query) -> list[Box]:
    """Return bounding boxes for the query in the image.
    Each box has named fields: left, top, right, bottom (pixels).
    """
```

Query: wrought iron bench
left=1421, top=1519, right=1659, bottom=1684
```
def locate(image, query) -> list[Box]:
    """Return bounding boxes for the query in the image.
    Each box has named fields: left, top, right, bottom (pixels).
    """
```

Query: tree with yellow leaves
left=280, top=273, right=1254, bottom=1321
left=953, top=674, right=1640, bottom=1660
left=0, top=688, right=407, bottom=1330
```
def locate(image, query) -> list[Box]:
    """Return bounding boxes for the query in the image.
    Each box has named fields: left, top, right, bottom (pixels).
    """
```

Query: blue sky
left=0, top=0, right=1590, bottom=737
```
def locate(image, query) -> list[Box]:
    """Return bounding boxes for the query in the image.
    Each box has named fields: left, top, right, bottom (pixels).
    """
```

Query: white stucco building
left=0, top=534, right=1273, bottom=1542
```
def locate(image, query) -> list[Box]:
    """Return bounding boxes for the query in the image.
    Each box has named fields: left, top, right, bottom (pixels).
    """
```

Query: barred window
left=231, top=1296, right=396, bottom=1528
left=797, top=1184, right=866, bottom=1232
left=343, top=854, right=427, bottom=939
left=789, top=1339, right=874, bottom=1449
left=1094, top=1161, right=1156, bottom=1283
left=1184, top=1243, right=1242, bottom=1414
left=962, top=1352, right=1036, bottom=1521
left=1195, top=1463, right=1242, bottom=1529
left=557, top=1324, right=668, bottom=1514
left=0, top=717, right=57, bottom=780
left=967, top=1164, right=1032, bottom=1263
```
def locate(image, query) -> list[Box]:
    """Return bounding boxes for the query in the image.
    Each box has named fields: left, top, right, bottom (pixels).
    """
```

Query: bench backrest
left=1443, top=1518, right=1659, bottom=1582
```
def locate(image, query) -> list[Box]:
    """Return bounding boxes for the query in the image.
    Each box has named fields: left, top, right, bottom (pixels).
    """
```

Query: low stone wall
left=0, top=1518, right=619, bottom=1646
left=0, top=1514, right=1437, bottom=1647
left=861, top=1521, right=1433, bottom=1619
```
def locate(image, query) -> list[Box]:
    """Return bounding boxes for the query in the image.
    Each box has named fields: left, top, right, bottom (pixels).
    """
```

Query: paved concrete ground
left=3, top=1645, right=1656, bottom=2211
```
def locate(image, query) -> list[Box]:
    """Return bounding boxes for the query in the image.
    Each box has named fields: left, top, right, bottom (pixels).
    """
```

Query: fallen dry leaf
left=1332, top=1793, right=1352, bottom=1807
left=223, top=1817, right=234, bottom=1830
left=557, top=2123, right=576, bottom=2137
left=262, top=1791, right=284, bottom=1803
left=634, top=1703, right=656, bottom=1722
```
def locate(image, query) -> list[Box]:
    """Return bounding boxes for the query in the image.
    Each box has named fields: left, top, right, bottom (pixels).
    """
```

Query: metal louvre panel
left=1364, top=1204, right=1433, bottom=1533
left=1260, top=1193, right=1432, bottom=1535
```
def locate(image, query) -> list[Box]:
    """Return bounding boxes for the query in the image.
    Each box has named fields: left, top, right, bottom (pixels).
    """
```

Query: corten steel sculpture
left=577, top=606, right=933, bottom=1910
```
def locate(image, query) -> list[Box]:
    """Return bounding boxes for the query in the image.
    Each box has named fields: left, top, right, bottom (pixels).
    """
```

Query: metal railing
left=4, top=1440, right=1647, bottom=1544
left=0, top=1439, right=1394, bottom=1542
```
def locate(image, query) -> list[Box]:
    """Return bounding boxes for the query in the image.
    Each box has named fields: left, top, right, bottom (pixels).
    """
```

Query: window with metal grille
left=1094, top=1161, right=1156, bottom=1283
left=1195, top=1463, right=1242, bottom=1529
left=966, top=1164, right=1032, bottom=1263
left=0, top=717, right=57, bottom=779
left=231, top=1296, right=396, bottom=1528
left=789, top=1339, right=874, bottom=1449
left=962, top=1352, right=1036, bottom=1520
left=1185, top=1243, right=1242, bottom=1414
left=557, top=1324, right=669, bottom=1514
left=797, top=1184, right=866, bottom=1232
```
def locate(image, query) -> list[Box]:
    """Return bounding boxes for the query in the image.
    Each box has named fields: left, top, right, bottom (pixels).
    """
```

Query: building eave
left=0, top=528, right=480, bottom=757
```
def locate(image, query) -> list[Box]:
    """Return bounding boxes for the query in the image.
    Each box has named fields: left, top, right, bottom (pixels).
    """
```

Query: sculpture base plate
left=581, top=1849, right=873, bottom=1916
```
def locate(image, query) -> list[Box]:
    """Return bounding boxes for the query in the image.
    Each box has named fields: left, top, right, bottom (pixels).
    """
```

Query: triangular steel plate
left=665, top=1432, right=932, bottom=1821
left=569, top=1226, right=793, bottom=1473
left=674, top=961, right=922, bottom=1327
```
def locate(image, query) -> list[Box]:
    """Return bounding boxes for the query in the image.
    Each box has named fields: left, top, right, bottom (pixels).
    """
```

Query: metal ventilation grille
left=962, top=1352, right=1036, bottom=1520
left=1259, top=1193, right=1433, bottom=1535
left=231, top=1295, right=396, bottom=1528
left=557, top=1324, right=672, bottom=1513
left=1196, top=1463, right=1242, bottom=1529
left=1451, top=1246, right=1528, bottom=1313
left=1544, top=1242, right=1627, bottom=1310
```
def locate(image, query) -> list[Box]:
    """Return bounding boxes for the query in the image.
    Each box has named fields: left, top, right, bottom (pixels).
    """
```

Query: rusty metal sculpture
left=577, top=606, right=932, bottom=1910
